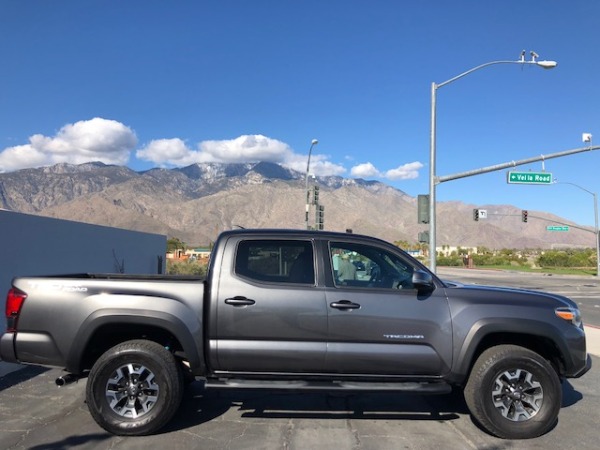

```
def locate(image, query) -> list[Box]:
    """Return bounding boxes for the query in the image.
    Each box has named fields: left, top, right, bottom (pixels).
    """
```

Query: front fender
left=451, top=318, right=580, bottom=383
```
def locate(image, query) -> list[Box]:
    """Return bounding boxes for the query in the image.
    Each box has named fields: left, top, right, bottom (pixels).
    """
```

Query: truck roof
left=219, top=228, right=390, bottom=244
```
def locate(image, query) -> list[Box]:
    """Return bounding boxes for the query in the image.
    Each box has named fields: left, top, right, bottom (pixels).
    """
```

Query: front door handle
left=225, top=296, right=256, bottom=306
left=330, top=300, right=360, bottom=310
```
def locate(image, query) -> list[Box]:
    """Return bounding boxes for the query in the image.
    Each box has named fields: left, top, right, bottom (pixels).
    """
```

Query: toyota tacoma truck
left=1, top=229, right=591, bottom=439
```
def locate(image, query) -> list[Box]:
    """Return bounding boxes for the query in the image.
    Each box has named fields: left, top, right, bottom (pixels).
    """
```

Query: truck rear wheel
left=464, top=344, right=561, bottom=439
left=86, top=339, right=184, bottom=436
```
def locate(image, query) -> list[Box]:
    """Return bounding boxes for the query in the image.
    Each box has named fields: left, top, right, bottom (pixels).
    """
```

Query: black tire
left=86, top=339, right=184, bottom=436
left=464, top=345, right=561, bottom=439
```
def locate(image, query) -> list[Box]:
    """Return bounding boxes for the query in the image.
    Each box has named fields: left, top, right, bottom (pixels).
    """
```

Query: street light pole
left=429, top=51, right=557, bottom=272
left=553, top=181, right=600, bottom=277
left=594, top=192, right=599, bottom=278
left=305, top=139, right=319, bottom=230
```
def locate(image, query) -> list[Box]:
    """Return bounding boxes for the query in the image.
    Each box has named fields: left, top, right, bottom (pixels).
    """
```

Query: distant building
left=437, top=245, right=478, bottom=257
left=185, top=247, right=211, bottom=260
left=0, top=209, right=166, bottom=335
left=166, top=247, right=211, bottom=261
left=166, top=249, right=188, bottom=260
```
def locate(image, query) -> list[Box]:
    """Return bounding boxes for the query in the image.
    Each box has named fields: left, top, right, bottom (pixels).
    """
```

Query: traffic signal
left=312, top=185, right=319, bottom=205
left=473, top=209, right=479, bottom=221
left=417, top=194, right=430, bottom=224
left=316, top=205, right=325, bottom=230
left=522, top=210, right=528, bottom=223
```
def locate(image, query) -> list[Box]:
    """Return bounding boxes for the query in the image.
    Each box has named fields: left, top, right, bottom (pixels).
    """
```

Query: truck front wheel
left=464, top=344, right=561, bottom=439
left=86, top=339, right=184, bottom=436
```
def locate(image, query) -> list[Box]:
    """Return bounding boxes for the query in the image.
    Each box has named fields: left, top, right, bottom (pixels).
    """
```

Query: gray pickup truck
left=1, top=229, right=591, bottom=439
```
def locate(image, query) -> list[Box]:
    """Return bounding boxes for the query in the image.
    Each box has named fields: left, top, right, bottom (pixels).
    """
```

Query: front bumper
left=571, top=354, right=592, bottom=378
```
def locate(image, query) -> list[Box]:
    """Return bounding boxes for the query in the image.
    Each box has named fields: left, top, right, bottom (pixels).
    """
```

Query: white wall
left=0, top=210, right=166, bottom=334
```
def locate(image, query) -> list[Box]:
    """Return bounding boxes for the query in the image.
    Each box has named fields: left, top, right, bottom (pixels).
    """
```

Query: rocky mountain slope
left=0, top=161, right=595, bottom=249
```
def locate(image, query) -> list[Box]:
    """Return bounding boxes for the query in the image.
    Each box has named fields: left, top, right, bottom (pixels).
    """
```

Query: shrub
left=167, top=259, right=208, bottom=276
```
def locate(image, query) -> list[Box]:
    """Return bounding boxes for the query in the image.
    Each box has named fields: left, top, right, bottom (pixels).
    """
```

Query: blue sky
left=1, top=1, right=599, bottom=227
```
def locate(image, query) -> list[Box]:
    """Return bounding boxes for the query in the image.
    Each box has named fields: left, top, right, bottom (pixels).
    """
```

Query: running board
left=205, top=378, right=452, bottom=394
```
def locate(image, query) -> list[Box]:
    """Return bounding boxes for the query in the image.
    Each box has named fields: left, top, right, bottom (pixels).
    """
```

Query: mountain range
left=0, top=161, right=595, bottom=250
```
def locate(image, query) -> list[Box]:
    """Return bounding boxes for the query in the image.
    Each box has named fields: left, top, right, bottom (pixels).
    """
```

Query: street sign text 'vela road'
left=507, top=171, right=553, bottom=185
left=546, top=225, right=569, bottom=232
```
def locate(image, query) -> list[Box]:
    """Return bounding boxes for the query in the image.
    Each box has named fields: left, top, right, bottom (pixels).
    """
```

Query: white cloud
left=348, top=160, right=424, bottom=181
left=283, top=153, right=346, bottom=177
left=350, top=162, right=381, bottom=178
left=200, top=135, right=292, bottom=163
left=2, top=119, right=423, bottom=183
left=137, top=133, right=347, bottom=176
left=136, top=138, right=202, bottom=166
left=385, top=161, right=424, bottom=180
left=308, top=158, right=346, bottom=177
left=137, top=134, right=293, bottom=166
left=0, top=144, right=48, bottom=172
left=0, top=118, right=137, bottom=173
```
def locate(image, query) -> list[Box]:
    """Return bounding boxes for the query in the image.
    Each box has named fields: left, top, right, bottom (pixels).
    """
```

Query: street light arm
left=436, top=59, right=556, bottom=89
left=553, top=180, right=595, bottom=197
left=428, top=51, right=557, bottom=273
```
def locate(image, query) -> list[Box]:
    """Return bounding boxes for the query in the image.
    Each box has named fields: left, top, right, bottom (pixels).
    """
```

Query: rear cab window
left=235, top=239, right=315, bottom=285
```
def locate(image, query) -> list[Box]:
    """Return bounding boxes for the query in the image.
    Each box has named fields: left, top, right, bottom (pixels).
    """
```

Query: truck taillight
left=6, top=287, right=27, bottom=332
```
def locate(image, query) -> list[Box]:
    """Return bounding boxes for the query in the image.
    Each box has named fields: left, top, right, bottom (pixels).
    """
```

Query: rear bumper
left=1, top=331, right=65, bottom=368
left=0, top=332, right=17, bottom=363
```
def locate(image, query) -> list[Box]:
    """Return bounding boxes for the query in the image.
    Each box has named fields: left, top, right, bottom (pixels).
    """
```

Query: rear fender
left=67, top=308, right=205, bottom=375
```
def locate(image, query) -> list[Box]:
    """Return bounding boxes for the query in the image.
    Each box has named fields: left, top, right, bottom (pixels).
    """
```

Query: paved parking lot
left=0, top=359, right=597, bottom=450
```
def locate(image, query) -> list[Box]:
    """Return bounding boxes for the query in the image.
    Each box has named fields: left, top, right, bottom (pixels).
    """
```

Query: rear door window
left=235, top=239, right=315, bottom=285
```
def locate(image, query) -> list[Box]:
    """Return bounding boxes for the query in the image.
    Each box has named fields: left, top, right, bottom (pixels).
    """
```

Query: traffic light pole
left=436, top=145, right=600, bottom=184
left=431, top=144, right=600, bottom=276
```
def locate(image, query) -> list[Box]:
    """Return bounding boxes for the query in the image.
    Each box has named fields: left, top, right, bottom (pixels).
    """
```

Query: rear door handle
left=330, top=300, right=360, bottom=310
left=225, top=296, right=256, bottom=306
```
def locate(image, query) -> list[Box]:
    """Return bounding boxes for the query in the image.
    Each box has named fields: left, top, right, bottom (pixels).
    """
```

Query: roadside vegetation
left=166, top=237, right=209, bottom=276
left=165, top=237, right=597, bottom=277
left=167, top=259, right=208, bottom=276
left=430, top=246, right=598, bottom=277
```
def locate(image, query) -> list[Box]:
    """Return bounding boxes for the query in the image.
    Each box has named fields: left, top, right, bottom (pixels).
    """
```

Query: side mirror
left=412, top=270, right=434, bottom=291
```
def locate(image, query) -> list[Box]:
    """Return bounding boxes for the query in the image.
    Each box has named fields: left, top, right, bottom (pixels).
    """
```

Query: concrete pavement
left=584, top=325, right=600, bottom=356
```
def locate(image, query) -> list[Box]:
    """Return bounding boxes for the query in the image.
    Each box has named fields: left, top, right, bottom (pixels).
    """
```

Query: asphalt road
left=0, top=268, right=598, bottom=450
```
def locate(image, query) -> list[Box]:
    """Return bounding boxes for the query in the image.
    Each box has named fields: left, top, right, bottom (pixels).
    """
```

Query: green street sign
left=546, top=226, right=569, bottom=232
left=507, top=171, right=552, bottom=185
